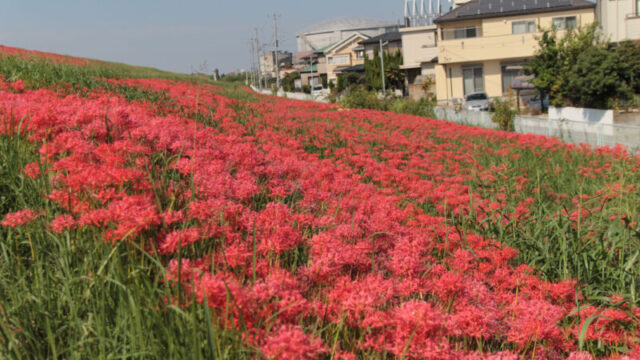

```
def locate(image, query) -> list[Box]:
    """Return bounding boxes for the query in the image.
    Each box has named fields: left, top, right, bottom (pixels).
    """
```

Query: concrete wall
left=251, top=86, right=329, bottom=103
left=434, top=107, right=498, bottom=129
left=549, top=106, right=615, bottom=124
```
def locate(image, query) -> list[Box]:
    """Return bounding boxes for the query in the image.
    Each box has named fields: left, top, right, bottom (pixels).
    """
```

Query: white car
left=311, top=85, right=325, bottom=96
left=465, top=92, right=490, bottom=111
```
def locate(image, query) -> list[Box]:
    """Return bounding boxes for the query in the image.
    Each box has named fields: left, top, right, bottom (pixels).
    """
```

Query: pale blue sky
left=0, top=1, right=451, bottom=74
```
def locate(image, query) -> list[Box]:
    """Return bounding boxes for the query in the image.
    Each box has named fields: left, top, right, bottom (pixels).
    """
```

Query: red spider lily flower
left=1, top=209, right=41, bottom=228
left=261, top=325, right=326, bottom=360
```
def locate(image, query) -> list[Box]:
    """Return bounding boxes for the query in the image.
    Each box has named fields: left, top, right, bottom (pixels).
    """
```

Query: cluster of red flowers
left=0, top=45, right=91, bottom=65
left=1, top=75, right=638, bottom=359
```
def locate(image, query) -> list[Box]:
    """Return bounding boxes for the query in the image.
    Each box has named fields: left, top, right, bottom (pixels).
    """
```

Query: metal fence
left=434, top=107, right=640, bottom=152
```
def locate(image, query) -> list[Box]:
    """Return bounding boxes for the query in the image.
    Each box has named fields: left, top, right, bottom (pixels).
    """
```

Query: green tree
left=616, top=41, right=640, bottom=94
left=281, top=71, right=300, bottom=92
left=525, top=23, right=618, bottom=108
left=490, top=97, right=516, bottom=131
left=364, top=49, right=404, bottom=91
left=337, top=72, right=364, bottom=93
left=564, top=46, right=632, bottom=109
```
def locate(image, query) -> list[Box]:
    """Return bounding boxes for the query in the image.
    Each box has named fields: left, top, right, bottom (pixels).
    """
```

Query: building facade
left=597, top=0, right=640, bottom=43
left=434, top=0, right=596, bottom=104
left=259, top=51, right=293, bottom=79
left=400, top=25, right=438, bottom=100
left=295, top=18, right=399, bottom=88
left=360, top=31, right=403, bottom=59
left=324, top=33, right=370, bottom=85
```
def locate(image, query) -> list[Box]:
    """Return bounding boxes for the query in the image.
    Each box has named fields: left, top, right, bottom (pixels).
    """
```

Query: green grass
left=0, top=53, right=214, bottom=104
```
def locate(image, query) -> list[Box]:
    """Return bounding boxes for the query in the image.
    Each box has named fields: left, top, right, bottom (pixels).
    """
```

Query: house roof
left=298, top=18, right=397, bottom=35
left=359, top=31, right=402, bottom=45
left=334, top=64, right=365, bottom=73
left=324, top=32, right=370, bottom=54
left=313, top=43, right=336, bottom=54
left=434, top=0, right=596, bottom=24
left=299, top=64, right=318, bottom=73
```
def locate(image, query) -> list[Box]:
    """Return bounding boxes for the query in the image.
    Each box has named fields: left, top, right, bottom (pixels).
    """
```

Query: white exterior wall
left=549, top=106, right=615, bottom=124
left=598, top=0, right=640, bottom=42
left=400, top=25, right=438, bottom=69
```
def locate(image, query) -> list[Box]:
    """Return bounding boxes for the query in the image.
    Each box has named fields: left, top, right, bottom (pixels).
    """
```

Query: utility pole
left=249, top=39, right=255, bottom=87
left=379, top=39, right=386, bottom=94
left=255, top=28, right=263, bottom=90
left=273, top=14, right=281, bottom=90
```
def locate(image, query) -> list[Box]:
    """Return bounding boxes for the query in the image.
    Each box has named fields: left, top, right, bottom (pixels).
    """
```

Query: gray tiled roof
left=358, top=31, right=403, bottom=45
left=298, top=18, right=397, bottom=35
left=434, top=0, right=595, bottom=24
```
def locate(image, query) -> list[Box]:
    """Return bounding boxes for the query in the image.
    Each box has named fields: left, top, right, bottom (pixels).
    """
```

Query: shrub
left=490, top=97, right=516, bottom=131
left=340, top=86, right=385, bottom=110
left=388, top=96, right=436, bottom=118
left=340, top=86, right=435, bottom=117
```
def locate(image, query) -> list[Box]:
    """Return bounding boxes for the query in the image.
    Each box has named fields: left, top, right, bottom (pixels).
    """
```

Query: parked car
left=465, top=92, right=489, bottom=111
left=524, top=93, right=550, bottom=112
left=311, top=85, right=325, bottom=96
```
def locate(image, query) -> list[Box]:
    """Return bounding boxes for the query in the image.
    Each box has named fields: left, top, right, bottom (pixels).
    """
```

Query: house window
left=355, top=50, right=365, bottom=60
left=501, top=62, right=525, bottom=93
left=328, top=55, right=349, bottom=65
left=454, top=26, right=478, bottom=39
left=463, top=66, right=484, bottom=95
left=512, top=20, right=536, bottom=34
left=443, top=26, right=481, bottom=40
left=637, top=0, right=640, bottom=15
left=552, top=16, right=577, bottom=30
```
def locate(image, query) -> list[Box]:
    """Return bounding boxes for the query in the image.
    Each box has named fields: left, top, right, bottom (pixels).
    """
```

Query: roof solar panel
left=456, top=0, right=574, bottom=18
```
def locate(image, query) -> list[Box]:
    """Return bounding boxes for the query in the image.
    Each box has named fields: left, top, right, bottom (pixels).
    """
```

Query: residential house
left=359, top=31, right=403, bottom=58
left=597, top=0, right=640, bottom=43
left=296, top=18, right=398, bottom=53
left=298, top=51, right=327, bottom=87
left=400, top=25, right=438, bottom=100
left=259, top=51, right=293, bottom=79
left=324, top=33, right=372, bottom=85
left=433, top=0, right=596, bottom=104
left=295, top=18, right=399, bottom=88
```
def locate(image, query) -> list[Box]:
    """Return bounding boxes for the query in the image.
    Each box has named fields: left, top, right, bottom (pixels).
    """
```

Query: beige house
left=434, top=0, right=596, bottom=104
left=360, top=32, right=403, bottom=59
left=597, top=0, right=640, bottom=43
left=299, top=54, right=327, bottom=87
left=259, top=51, right=292, bottom=79
left=400, top=25, right=438, bottom=100
left=324, top=33, right=370, bottom=85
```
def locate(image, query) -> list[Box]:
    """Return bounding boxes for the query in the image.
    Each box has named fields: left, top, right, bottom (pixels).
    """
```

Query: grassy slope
left=1, top=46, right=639, bottom=358
left=0, top=48, right=254, bottom=359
